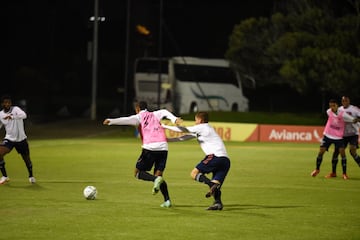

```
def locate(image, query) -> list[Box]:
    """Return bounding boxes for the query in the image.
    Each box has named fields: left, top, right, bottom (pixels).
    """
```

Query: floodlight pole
left=90, top=0, right=99, bottom=120
left=157, top=0, right=163, bottom=109
left=123, top=0, right=131, bottom=114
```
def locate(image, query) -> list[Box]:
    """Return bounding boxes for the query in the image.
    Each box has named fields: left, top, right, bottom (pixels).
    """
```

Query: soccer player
left=163, top=112, right=231, bottom=210
left=0, top=95, right=36, bottom=184
left=311, top=99, right=359, bottom=180
left=326, top=96, right=360, bottom=179
left=103, top=101, right=182, bottom=208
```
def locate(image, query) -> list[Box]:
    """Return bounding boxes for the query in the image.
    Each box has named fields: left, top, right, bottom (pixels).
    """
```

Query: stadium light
left=89, top=0, right=105, bottom=120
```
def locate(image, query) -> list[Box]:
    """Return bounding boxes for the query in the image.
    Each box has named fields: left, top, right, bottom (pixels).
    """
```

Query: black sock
left=26, top=162, right=33, bottom=177
left=214, top=189, right=222, bottom=204
left=195, top=173, right=212, bottom=187
left=352, top=154, right=360, bottom=167
left=160, top=181, right=170, bottom=201
left=316, top=156, right=323, bottom=170
left=21, top=155, right=33, bottom=177
left=341, top=157, right=347, bottom=174
left=331, top=158, right=338, bottom=174
left=136, top=171, right=156, bottom=181
left=0, top=160, right=7, bottom=177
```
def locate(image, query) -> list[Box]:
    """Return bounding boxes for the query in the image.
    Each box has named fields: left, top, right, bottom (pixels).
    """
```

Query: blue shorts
left=343, top=135, right=359, bottom=149
left=320, top=136, right=344, bottom=151
left=136, top=149, right=168, bottom=172
left=195, top=154, right=230, bottom=184
left=1, top=139, right=30, bottom=155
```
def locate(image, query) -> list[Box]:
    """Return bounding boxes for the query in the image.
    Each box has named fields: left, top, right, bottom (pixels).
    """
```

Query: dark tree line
left=226, top=0, right=360, bottom=107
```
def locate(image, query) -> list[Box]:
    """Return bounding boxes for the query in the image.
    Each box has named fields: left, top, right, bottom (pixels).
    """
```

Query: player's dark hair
left=329, top=99, right=338, bottom=105
left=1, top=95, right=12, bottom=103
left=138, top=101, right=148, bottom=110
left=196, top=112, right=209, bottom=123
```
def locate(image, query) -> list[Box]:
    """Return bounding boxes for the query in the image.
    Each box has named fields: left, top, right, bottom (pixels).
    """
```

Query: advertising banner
left=163, top=121, right=345, bottom=143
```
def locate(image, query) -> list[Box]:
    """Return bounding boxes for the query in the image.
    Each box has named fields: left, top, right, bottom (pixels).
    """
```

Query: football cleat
left=311, top=169, right=320, bottom=177
left=205, top=183, right=220, bottom=198
left=342, top=174, right=349, bottom=180
left=207, top=203, right=223, bottom=211
left=160, top=200, right=172, bottom=208
left=152, top=176, right=164, bottom=195
left=325, top=172, right=337, bottom=178
left=0, top=176, right=10, bottom=185
left=29, top=177, right=36, bottom=184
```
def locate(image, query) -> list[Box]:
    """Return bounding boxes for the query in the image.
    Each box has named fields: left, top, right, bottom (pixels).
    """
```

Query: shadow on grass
left=4, top=183, right=46, bottom=190
left=173, top=203, right=304, bottom=212
left=41, top=180, right=99, bottom=183
left=222, top=204, right=304, bottom=211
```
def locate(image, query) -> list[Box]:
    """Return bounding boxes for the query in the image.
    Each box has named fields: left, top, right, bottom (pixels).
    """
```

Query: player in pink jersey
left=311, top=99, right=359, bottom=179
left=103, top=101, right=182, bottom=207
left=326, top=96, right=360, bottom=178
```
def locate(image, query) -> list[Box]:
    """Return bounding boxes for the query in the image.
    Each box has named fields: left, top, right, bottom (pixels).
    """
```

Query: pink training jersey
left=138, top=111, right=166, bottom=144
left=323, top=109, right=346, bottom=139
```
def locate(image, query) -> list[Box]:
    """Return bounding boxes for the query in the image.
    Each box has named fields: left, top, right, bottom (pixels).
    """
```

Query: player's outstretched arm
left=167, top=134, right=196, bottom=142
left=162, top=124, right=190, bottom=133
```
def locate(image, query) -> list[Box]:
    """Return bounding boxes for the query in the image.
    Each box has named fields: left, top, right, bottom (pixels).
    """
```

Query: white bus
left=134, top=56, right=249, bottom=114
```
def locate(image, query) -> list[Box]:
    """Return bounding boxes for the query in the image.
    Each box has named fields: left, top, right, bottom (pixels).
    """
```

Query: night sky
left=3, top=0, right=275, bottom=116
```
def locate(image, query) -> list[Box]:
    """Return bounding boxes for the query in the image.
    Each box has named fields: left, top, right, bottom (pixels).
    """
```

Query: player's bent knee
left=190, top=169, right=199, bottom=180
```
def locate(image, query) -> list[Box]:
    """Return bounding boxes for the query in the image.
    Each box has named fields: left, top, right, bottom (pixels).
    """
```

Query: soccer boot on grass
left=29, top=177, right=36, bottom=184
left=207, top=203, right=223, bottom=211
left=311, top=169, right=320, bottom=177
left=0, top=176, right=10, bottom=185
left=342, top=174, right=349, bottom=180
left=160, top=200, right=172, bottom=208
left=205, top=183, right=220, bottom=198
left=152, top=176, right=164, bottom=195
left=325, top=172, right=337, bottom=178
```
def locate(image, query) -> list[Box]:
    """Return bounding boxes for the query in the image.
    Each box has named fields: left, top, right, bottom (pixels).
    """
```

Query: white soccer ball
left=83, top=186, right=97, bottom=200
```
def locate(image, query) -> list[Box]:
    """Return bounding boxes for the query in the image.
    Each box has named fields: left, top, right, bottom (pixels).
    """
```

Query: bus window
left=174, top=64, right=239, bottom=87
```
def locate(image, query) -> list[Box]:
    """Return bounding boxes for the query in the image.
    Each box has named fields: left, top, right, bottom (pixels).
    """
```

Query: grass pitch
left=1, top=132, right=360, bottom=240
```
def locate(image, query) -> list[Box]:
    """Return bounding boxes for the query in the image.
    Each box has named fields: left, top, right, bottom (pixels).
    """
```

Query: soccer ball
left=83, top=186, right=97, bottom=200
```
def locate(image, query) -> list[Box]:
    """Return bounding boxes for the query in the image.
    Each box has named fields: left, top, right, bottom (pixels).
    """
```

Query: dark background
left=2, top=0, right=345, bottom=120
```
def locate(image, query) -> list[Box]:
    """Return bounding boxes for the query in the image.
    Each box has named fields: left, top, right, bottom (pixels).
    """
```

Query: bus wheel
left=190, top=102, right=198, bottom=113
left=231, top=103, right=238, bottom=112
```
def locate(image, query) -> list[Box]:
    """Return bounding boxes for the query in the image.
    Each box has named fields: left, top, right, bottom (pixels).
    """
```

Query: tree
left=226, top=0, right=360, bottom=98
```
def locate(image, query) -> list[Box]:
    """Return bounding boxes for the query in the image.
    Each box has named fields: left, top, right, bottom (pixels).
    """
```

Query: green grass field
left=1, top=131, right=360, bottom=240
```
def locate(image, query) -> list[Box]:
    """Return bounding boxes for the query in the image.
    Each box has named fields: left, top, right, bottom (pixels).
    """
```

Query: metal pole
left=91, top=0, right=99, bottom=120
left=123, top=0, right=130, bottom=114
left=157, top=0, right=163, bottom=109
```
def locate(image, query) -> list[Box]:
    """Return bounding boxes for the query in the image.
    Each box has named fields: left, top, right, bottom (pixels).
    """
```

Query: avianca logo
left=268, top=129, right=321, bottom=141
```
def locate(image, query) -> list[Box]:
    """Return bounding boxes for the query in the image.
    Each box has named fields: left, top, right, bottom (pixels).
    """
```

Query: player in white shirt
left=163, top=112, right=231, bottom=210
left=0, top=95, right=36, bottom=184
left=327, top=96, right=360, bottom=179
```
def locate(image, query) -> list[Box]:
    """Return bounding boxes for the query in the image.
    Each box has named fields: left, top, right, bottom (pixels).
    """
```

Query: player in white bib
left=0, top=95, right=36, bottom=184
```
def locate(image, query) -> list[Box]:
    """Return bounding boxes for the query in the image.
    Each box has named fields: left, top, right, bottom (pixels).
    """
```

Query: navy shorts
left=343, top=135, right=359, bottom=149
left=195, top=154, right=230, bottom=184
left=136, top=149, right=168, bottom=172
left=1, top=139, right=30, bottom=155
left=320, top=136, right=344, bottom=151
